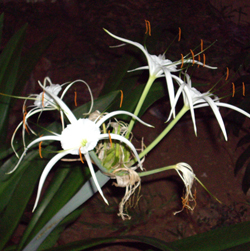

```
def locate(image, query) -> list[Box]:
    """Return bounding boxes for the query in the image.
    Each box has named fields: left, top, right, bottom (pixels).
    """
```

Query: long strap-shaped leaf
left=0, top=151, right=46, bottom=251
left=35, top=221, right=250, bottom=251
left=0, top=23, right=27, bottom=143
left=22, top=171, right=110, bottom=251
left=0, top=13, right=4, bottom=45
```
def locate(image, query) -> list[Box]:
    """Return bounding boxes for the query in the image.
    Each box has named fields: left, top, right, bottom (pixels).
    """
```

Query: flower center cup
left=61, top=119, right=101, bottom=155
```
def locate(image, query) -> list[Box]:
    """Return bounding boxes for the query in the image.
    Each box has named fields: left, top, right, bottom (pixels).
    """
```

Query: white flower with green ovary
left=8, top=82, right=153, bottom=211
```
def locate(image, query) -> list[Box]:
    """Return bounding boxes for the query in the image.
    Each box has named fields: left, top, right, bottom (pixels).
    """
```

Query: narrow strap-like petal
left=37, top=81, right=77, bottom=124
left=84, top=152, right=109, bottom=205
left=33, top=151, right=69, bottom=211
left=202, top=96, right=228, bottom=140
left=96, top=110, right=153, bottom=128
left=7, top=135, right=60, bottom=174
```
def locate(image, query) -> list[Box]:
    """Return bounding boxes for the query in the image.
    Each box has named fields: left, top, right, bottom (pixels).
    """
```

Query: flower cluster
left=10, top=77, right=153, bottom=212
left=8, top=27, right=250, bottom=222
left=104, top=29, right=250, bottom=217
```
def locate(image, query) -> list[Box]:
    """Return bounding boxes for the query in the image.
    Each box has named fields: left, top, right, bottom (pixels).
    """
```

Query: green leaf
left=17, top=166, right=71, bottom=250
left=0, top=13, right=4, bottom=45
left=37, top=202, right=85, bottom=250
left=21, top=171, right=110, bottom=251
left=116, top=81, right=165, bottom=121
left=18, top=165, right=88, bottom=250
left=73, top=90, right=120, bottom=118
left=41, top=235, right=177, bottom=251
left=14, top=34, right=56, bottom=99
left=0, top=150, right=45, bottom=250
left=99, top=53, right=135, bottom=96
left=0, top=23, right=27, bottom=142
left=169, top=220, right=250, bottom=251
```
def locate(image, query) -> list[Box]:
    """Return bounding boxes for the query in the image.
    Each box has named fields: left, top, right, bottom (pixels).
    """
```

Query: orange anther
left=120, top=90, right=123, bottom=108
left=203, top=53, right=206, bottom=67
left=225, top=67, right=229, bottom=81
left=232, top=82, right=235, bottom=97
left=79, top=147, right=84, bottom=163
left=190, top=49, right=195, bottom=65
left=201, top=39, right=203, bottom=52
left=243, top=82, right=245, bottom=96
left=23, top=106, right=29, bottom=133
left=74, top=90, right=77, bottom=106
left=178, top=27, right=181, bottom=42
left=42, top=90, right=45, bottom=108
left=145, top=20, right=151, bottom=36
left=108, top=130, right=112, bottom=147
left=180, top=54, right=184, bottom=68
left=39, top=135, right=43, bottom=158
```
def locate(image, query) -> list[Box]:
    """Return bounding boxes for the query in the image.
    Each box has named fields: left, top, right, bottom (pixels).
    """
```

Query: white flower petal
left=38, top=80, right=77, bottom=124
left=60, top=119, right=100, bottom=155
left=184, top=86, right=198, bottom=136
left=177, top=59, right=217, bottom=69
left=32, top=151, right=69, bottom=212
left=7, top=135, right=60, bottom=174
left=104, top=29, right=147, bottom=57
left=164, top=69, right=176, bottom=118
left=34, top=84, right=62, bottom=108
left=84, top=152, right=109, bottom=205
left=203, top=96, right=228, bottom=140
left=60, top=79, right=94, bottom=115
left=95, top=110, right=153, bottom=128
left=216, top=103, right=250, bottom=118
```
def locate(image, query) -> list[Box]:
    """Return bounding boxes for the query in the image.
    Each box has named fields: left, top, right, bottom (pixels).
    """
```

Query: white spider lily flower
left=8, top=85, right=153, bottom=211
left=34, top=82, right=62, bottom=108
left=11, top=77, right=93, bottom=157
left=174, top=162, right=196, bottom=215
left=168, top=74, right=250, bottom=141
left=104, top=29, right=217, bottom=117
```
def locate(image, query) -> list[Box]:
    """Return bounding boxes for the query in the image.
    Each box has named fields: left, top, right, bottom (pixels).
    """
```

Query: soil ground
left=1, top=0, right=250, bottom=250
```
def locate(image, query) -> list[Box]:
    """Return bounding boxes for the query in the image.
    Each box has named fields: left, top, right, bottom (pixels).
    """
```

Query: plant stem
left=130, top=105, right=188, bottom=166
left=138, top=165, right=176, bottom=177
left=127, top=75, right=156, bottom=137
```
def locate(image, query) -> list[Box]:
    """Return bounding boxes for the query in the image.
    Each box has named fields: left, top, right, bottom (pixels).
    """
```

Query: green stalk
left=130, top=105, right=189, bottom=166
left=127, top=75, right=156, bottom=136
left=138, top=165, right=176, bottom=177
